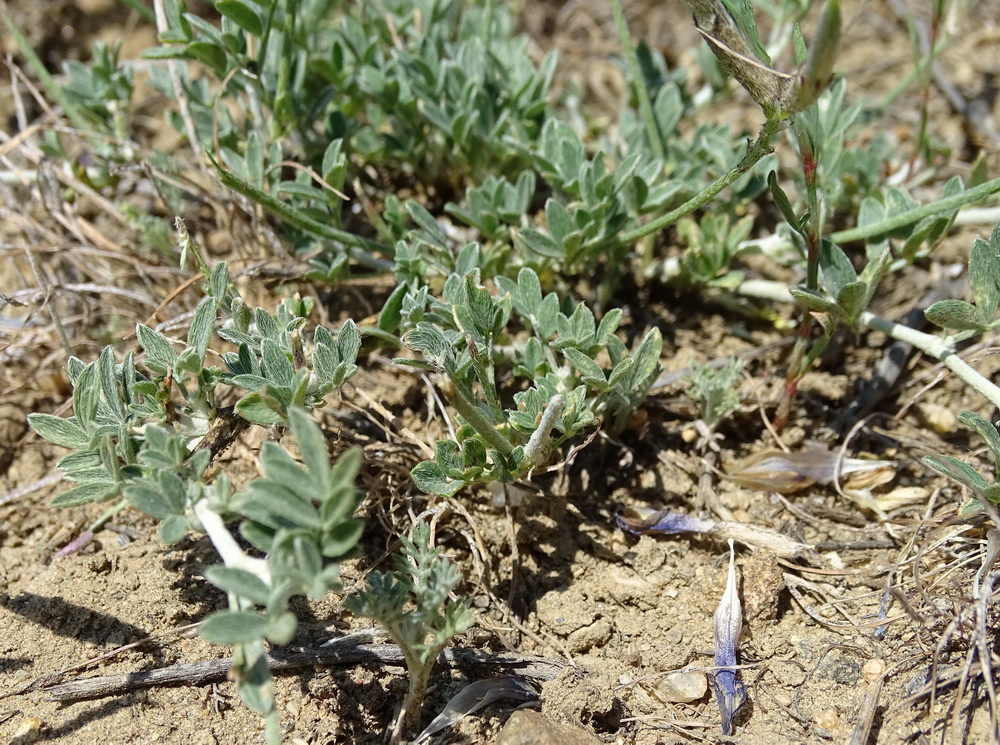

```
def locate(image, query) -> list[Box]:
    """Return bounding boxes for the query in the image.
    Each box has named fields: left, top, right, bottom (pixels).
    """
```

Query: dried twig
left=36, top=641, right=567, bottom=704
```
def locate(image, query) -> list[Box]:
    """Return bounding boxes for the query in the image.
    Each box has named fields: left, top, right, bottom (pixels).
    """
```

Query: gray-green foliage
left=199, top=408, right=363, bottom=742
left=346, top=522, right=475, bottom=740
left=924, top=223, right=1000, bottom=335
left=675, top=213, right=755, bottom=289
left=134, top=0, right=769, bottom=293
left=144, top=0, right=556, bottom=247
left=19, top=0, right=1000, bottom=742
left=28, top=260, right=362, bottom=505
left=27, top=257, right=364, bottom=744
left=61, top=39, right=134, bottom=136
left=924, top=410, right=1000, bottom=514
left=30, top=353, right=364, bottom=744
left=686, top=358, right=746, bottom=431
left=385, top=262, right=662, bottom=497
left=113, top=409, right=363, bottom=741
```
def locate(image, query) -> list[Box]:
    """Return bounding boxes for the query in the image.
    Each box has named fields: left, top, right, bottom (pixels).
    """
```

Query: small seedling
left=686, top=357, right=746, bottom=435
left=347, top=522, right=475, bottom=745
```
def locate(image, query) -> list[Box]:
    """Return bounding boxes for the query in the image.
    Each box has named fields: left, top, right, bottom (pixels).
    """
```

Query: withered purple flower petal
left=712, top=539, right=746, bottom=735
left=616, top=507, right=714, bottom=536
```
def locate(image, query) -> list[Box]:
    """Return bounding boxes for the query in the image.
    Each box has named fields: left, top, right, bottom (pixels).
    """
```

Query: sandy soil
left=3, top=1, right=1000, bottom=744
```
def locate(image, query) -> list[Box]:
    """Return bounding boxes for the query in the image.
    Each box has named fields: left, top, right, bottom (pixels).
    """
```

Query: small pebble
left=915, top=402, right=957, bottom=434
left=653, top=670, right=708, bottom=703
left=813, top=708, right=839, bottom=729
left=11, top=718, right=44, bottom=745
left=862, top=658, right=886, bottom=683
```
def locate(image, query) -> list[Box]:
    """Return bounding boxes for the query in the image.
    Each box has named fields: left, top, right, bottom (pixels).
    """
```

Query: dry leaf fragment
left=722, top=448, right=895, bottom=493
left=413, top=676, right=538, bottom=744
left=616, top=506, right=808, bottom=557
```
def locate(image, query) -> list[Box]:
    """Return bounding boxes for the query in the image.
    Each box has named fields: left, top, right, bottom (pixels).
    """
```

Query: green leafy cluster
left=137, top=0, right=779, bottom=295
left=346, top=521, right=474, bottom=738
left=686, top=357, right=746, bottom=431
left=27, top=347, right=145, bottom=509
left=27, top=255, right=365, bottom=743
left=199, top=409, right=363, bottom=741
left=27, top=0, right=1000, bottom=742
left=386, top=262, right=661, bottom=497
left=143, top=0, right=554, bottom=230
left=674, top=213, right=755, bottom=289
left=789, top=239, right=891, bottom=328
left=28, top=259, right=362, bottom=506
left=61, top=39, right=135, bottom=136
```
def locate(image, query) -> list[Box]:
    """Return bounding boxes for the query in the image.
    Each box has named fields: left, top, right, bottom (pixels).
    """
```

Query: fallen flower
left=616, top=506, right=808, bottom=558
left=414, top=675, right=539, bottom=743
left=712, top=539, right=746, bottom=735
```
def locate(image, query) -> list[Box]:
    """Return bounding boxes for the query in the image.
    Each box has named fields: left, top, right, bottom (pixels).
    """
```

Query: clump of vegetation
left=686, top=357, right=746, bottom=435
left=347, top=522, right=475, bottom=744
left=8, top=0, right=1000, bottom=741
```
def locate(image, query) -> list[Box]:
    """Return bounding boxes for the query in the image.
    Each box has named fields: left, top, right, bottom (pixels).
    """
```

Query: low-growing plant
left=27, top=243, right=365, bottom=742
left=661, top=0, right=1000, bottom=427
left=15, top=0, right=1000, bottom=741
left=31, top=395, right=364, bottom=744
left=686, top=357, right=746, bottom=434
left=924, top=410, right=1000, bottom=515
left=383, top=260, right=662, bottom=497
left=347, top=521, right=475, bottom=745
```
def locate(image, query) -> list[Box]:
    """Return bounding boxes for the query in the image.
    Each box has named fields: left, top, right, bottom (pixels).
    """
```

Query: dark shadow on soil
left=1, top=592, right=150, bottom=647
left=44, top=697, right=137, bottom=740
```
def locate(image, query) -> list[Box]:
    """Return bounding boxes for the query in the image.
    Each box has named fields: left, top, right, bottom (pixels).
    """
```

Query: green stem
left=449, top=386, right=515, bottom=458
left=256, top=0, right=281, bottom=76
left=590, top=117, right=786, bottom=254
left=735, top=277, right=1000, bottom=411
left=829, top=176, right=1000, bottom=244
left=117, top=0, right=157, bottom=23
left=609, top=0, right=665, bottom=161
left=210, top=154, right=393, bottom=270
left=859, top=310, right=1000, bottom=410
left=85, top=497, right=129, bottom=534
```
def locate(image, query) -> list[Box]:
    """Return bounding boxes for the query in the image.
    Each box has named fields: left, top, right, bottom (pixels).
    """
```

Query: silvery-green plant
left=164, top=409, right=363, bottom=744
left=660, top=0, right=1000, bottom=427
left=27, top=251, right=365, bottom=743
left=674, top=214, right=755, bottom=289
left=924, top=410, right=1000, bottom=514
left=27, top=258, right=362, bottom=502
left=347, top=521, right=475, bottom=745
left=384, top=261, right=662, bottom=497
left=686, top=357, right=746, bottom=433
left=31, top=396, right=364, bottom=745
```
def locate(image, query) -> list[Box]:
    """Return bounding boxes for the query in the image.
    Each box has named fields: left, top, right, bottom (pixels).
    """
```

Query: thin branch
left=38, top=641, right=568, bottom=703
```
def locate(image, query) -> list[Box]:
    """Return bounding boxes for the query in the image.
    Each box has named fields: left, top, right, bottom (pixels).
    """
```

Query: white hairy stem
left=193, top=499, right=272, bottom=586
left=524, top=394, right=565, bottom=466
left=734, top=277, right=1000, bottom=411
